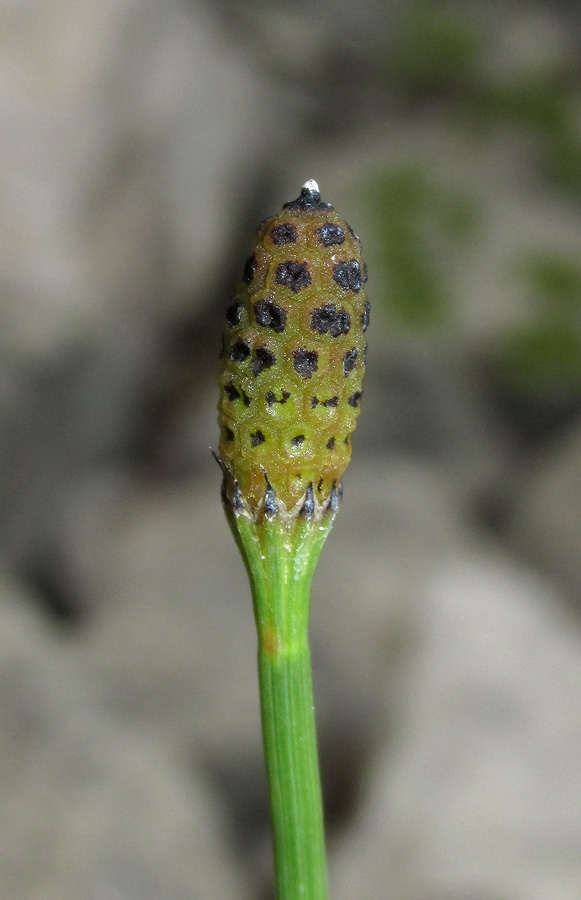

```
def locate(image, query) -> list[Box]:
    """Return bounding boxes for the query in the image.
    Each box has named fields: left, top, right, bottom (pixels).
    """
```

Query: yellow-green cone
left=217, top=180, right=369, bottom=521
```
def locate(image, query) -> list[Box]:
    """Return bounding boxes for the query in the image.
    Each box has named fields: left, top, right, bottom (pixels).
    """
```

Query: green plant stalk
left=225, top=505, right=336, bottom=900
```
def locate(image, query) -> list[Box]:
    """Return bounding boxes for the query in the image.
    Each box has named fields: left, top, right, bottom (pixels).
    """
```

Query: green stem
left=259, top=643, right=326, bottom=899
left=226, top=508, right=335, bottom=900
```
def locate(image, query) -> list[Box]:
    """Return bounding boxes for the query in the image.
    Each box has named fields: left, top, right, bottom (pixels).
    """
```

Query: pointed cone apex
left=283, top=180, right=332, bottom=211
left=302, top=178, right=320, bottom=195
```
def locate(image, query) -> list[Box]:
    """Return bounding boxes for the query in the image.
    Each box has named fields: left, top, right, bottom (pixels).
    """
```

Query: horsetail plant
left=216, top=180, right=369, bottom=900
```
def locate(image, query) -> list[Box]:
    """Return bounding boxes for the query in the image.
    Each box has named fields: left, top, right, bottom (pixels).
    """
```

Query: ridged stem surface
left=226, top=509, right=334, bottom=900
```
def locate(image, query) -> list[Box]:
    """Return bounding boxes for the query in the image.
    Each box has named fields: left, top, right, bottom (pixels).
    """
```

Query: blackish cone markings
left=217, top=183, right=368, bottom=517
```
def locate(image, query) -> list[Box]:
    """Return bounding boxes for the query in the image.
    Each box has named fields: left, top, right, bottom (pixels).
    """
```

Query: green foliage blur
left=366, top=165, right=479, bottom=330
left=366, top=1, right=581, bottom=399
left=500, top=254, right=581, bottom=391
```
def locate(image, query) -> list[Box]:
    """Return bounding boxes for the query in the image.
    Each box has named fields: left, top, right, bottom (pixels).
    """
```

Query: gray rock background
left=1, top=1, right=581, bottom=898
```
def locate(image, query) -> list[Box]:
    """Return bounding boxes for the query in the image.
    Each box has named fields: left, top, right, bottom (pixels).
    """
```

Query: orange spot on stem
left=262, top=625, right=280, bottom=656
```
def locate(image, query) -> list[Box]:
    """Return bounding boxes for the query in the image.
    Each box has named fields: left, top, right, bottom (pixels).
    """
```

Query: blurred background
left=1, top=1, right=581, bottom=898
